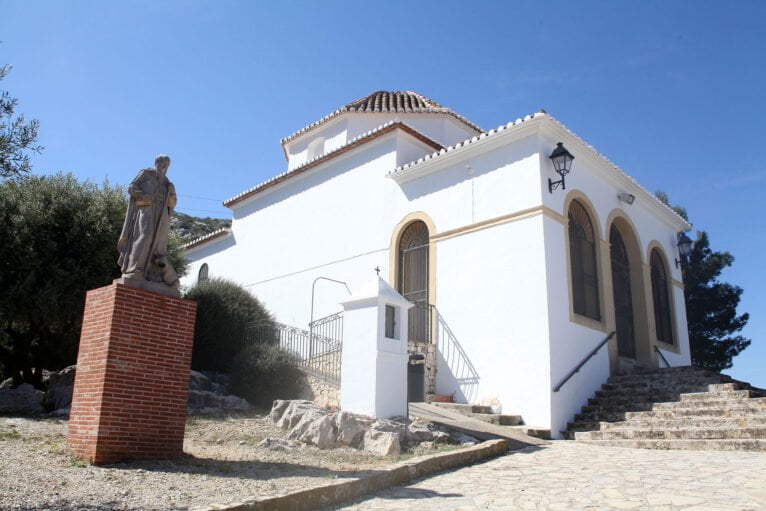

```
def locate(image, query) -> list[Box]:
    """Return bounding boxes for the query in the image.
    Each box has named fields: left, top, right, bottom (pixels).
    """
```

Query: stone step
left=598, top=416, right=766, bottom=431
left=431, top=402, right=493, bottom=415
left=470, top=413, right=523, bottom=426
left=597, top=382, right=742, bottom=396
left=575, top=438, right=766, bottom=452
left=626, top=405, right=766, bottom=420
left=607, top=372, right=723, bottom=385
left=678, top=389, right=755, bottom=402
left=652, top=397, right=766, bottom=411
left=572, top=411, right=630, bottom=423
left=507, top=426, right=551, bottom=440
left=575, top=426, right=766, bottom=441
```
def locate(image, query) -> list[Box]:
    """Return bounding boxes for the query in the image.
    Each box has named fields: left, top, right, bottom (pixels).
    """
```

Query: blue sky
left=2, top=1, right=764, bottom=385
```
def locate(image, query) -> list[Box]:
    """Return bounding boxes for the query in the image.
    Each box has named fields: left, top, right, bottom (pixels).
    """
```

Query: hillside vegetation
left=171, top=211, right=231, bottom=243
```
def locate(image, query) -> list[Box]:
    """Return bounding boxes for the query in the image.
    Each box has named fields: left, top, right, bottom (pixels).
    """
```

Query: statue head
left=155, top=154, right=171, bottom=175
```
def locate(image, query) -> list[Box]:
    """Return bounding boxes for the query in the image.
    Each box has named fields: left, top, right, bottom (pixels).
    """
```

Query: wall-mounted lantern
left=548, top=142, right=575, bottom=193
left=617, top=192, right=635, bottom=205
left=675, top=232, right=693, bottom=268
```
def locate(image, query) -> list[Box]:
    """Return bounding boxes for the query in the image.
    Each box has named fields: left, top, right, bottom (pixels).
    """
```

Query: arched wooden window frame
left=650, top=248, right=674, bottom=345
left=198, top=263, right=209, bottom=282
left=568, top=199, right=601, bottom=322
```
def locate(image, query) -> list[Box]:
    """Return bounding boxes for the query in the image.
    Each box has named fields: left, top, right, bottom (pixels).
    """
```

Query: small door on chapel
left=610, top=226, right=636, bottom=359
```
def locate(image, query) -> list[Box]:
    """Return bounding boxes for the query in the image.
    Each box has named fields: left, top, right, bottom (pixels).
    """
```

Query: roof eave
left=225, top=121, right=443, bottom=208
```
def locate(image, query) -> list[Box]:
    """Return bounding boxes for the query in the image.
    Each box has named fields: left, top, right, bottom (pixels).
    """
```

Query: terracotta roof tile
left=279, top=91, right=482, bottom=152
left=182, top=228, right=232, bottom=251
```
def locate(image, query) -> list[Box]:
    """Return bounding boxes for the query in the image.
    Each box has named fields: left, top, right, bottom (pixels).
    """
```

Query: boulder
left=43, top=365, right=76, bottom=411
left=363, top=429, right=400, bottom=456
left=0, top=383, right=45, bottom=414
left=287, top=412, right=337, bottom=449
left=432, top=430, right=450, bottom=444
left=275, top=400, right=321, bottom=430
left=370, top=418, right=406, bottom=443
left=258, top=437, right=301, bottom=451
left=406, top=419, right=436, bottom=443
left=269, top=399, right=291, bottom=423
left=449, top=430, right=479, bottom=446
left=336, top=410, right=372, bottom=447
left=187, top=389, right=250, bottom=413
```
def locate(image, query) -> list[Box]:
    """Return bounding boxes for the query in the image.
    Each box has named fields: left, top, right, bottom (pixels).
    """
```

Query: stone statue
left=117, top=154, right=180, bottom=294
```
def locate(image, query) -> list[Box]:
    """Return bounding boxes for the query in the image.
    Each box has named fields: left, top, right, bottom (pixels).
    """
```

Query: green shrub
left=229, top=343, right=307, bottom=408
left=184, top=277, right=273, bottom=372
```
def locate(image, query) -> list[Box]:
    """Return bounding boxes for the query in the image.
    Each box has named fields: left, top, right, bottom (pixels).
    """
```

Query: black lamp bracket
left=548, top=176, right=566, bottom=193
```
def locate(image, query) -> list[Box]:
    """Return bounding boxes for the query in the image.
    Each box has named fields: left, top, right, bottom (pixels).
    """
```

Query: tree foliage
left=655, top=191, right=750, bottom=371
left=0, top=173, right=126, bottom=385
left=683, top=231, right=750, bottom=371
left=230, top=343, right=307, bottom=408
left=1, top=65, right=42, bottom=178
left=184, top=278, right=274, bottom=372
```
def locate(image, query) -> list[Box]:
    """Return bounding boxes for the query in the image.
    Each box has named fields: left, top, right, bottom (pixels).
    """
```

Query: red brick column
left=67, top=283, right=197, bottom=465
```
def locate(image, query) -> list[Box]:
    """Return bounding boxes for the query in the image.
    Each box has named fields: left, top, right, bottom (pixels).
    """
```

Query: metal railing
left=434, top=309, right=480, bottom=403
left=553, top=331, right=616, bottom=392
left=654, top=345, right=672, bottom=368
left=245, top=313, right=343, bottom=385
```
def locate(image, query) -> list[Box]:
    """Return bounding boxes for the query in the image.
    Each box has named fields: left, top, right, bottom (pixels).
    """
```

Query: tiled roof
left=224, top=120, right=442, bottom=208
left=279, top=90, right=482, bottom=151
left=390, top=111, right=690, bottom=229
left=182, top=228, right=232, bottom=251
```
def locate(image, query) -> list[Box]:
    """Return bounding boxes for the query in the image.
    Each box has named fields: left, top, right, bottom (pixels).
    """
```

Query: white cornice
left=388, top=111, right=690, bottom=232
left=388, top=112, right=545, bottom=184
left=538, top=118, right=691, bottom=232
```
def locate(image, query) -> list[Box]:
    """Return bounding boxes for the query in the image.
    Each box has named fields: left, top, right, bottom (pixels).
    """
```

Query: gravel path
left=0, top=415, right=449, bottom=510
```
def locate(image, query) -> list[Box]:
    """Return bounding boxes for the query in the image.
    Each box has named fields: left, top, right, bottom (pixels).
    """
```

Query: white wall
left=283, top=112, right=478, bottom=172
left=285, top=118, right=349, bottom=170
left=185, top=114, right=691, bottom=436
left=538, top=129, right=692, bottom=437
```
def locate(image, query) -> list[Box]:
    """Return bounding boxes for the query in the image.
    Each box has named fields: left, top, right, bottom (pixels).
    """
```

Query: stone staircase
left=432, top=402, right=551, bottom=439
left=563, top=366, right=766, bottom=451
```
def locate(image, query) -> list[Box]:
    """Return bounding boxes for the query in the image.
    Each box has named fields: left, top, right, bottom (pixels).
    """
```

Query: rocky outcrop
left=1, top=367, right=250, bottom=417
left=0, top=384, right=45, bottom=415
left=269, top=400, right=479, bottom=455
left=187, top=370, right=250, bottom=414
left=43, top=365, right=76, bottom=413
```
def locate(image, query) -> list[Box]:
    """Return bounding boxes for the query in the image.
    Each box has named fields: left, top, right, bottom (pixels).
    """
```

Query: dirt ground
left=0, top=413, right=458, bottom=510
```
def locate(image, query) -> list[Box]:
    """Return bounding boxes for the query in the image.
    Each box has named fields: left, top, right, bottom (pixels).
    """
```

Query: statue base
left=67, top=282, right=197, bottom=465
left=114, top=275, right=181, bottom=298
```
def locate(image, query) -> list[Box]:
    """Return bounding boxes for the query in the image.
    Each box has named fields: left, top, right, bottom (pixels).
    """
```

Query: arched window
left=398, top=221, right=430, bottom=342
left=650, top=249, right=673, bottom=344
left=568, top=200, right=600, bottom=321
left=198, top=263, right=209, bottom=282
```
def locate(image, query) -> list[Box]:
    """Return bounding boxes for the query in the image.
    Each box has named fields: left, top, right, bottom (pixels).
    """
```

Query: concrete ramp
left=409, top=402, right=548, bottom=450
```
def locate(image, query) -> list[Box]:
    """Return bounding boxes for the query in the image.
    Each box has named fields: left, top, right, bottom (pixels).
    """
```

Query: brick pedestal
left=67, top=283, right=197, bottom=465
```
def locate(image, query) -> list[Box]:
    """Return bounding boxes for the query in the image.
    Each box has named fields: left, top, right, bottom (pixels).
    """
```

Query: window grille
left=650, top=249, right=674, bottom=344
left=385, top=305, right=396, bottom=339
left=398, top=221, right=430, bottom=342
left=568, top=200, right=600, bottom=321
left=198, top=263, right=209, bottom=282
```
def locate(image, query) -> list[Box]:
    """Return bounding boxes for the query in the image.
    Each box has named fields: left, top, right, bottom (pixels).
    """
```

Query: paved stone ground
left=331, top=441, right=766, bottom=511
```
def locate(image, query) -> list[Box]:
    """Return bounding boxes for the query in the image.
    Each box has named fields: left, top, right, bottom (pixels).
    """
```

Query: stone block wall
left=301, top=375, right=340, bottom=408
left=67, top=283, right=197, bottom=465
left=408, top=341, right=437, bottom=396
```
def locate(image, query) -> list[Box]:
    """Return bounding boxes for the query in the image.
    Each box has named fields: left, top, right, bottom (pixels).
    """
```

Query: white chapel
left=182, top=90, right=692, bottom=437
